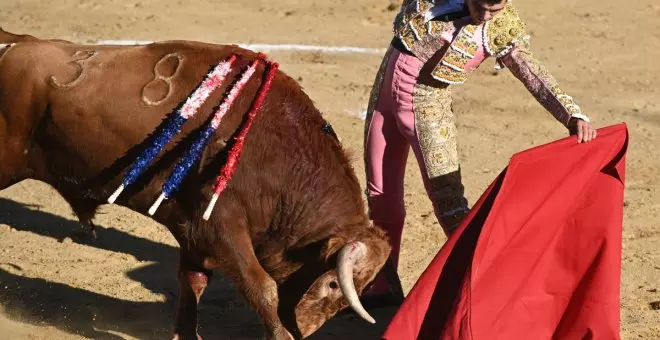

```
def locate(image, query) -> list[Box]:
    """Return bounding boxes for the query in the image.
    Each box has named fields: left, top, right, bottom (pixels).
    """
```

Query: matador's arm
left=496, top=39, right=589, bottom=128
left=482, top=3, right=590, bottom=128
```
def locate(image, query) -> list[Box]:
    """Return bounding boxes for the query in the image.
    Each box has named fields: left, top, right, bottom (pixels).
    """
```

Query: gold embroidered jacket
left=391, top=0, right=583, bottom=127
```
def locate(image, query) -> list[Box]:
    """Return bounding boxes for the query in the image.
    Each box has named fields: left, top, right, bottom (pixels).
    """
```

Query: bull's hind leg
left=0, top=53, right=44, bottom=192
left=0, top=117, right=30, bottom=191
left=55, top=189, right=101, bottom=240
left=67, top=198, right=100, bottom=240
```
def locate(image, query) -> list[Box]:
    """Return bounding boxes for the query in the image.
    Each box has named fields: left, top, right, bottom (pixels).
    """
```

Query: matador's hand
left=568, top=117, right=597, bottom=143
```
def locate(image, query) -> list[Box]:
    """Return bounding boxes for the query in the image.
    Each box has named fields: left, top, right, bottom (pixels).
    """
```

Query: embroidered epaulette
left=392, top=0, right=442, bottom=51
left=483, top=3, right=527, bottom=57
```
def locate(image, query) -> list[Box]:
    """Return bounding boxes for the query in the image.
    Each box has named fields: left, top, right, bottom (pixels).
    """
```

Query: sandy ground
left=0, top=0, right=659, bottom=338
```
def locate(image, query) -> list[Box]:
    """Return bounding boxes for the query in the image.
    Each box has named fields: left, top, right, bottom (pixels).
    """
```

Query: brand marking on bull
left=50, top=50, right=97, bottom=88
left=141, top=53, right=184, bottom=106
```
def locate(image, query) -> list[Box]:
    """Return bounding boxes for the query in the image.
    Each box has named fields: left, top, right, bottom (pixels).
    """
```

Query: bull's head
left=292, top=230, right=391, bottom=338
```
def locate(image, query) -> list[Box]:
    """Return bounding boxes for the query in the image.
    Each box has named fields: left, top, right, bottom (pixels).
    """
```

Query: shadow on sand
left=0, top=198, right=396, bottom=339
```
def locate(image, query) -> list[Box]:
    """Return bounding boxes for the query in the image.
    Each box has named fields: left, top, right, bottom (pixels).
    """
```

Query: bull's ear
left=322, top=237, right=345, bottom=263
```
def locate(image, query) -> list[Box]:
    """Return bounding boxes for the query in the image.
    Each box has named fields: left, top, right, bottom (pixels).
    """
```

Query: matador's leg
left=411, top=84, right=469, bottom=236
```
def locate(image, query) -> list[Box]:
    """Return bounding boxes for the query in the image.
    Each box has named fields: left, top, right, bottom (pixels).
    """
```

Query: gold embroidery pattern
left=400, top=27, right=417, bottom=51
left=462, top=24, right=478, bottom=37
left=500, top=46, right=582, bottom=125
left=393, top=0, right=446, bottom=55
left=393, top=0, right=432, bottom=35
left=452, top=28, right=478, bottom=56
left=427, top=20, right=447, bottom=35
left=430, top=25, right=478, bottom=85
left=409, top=14, right=427, bottom=39
left=443, top=49, right=469, bottom=70
left=431, top=66, right=469, bottom=84
left=517, top=49, right=583, bottom=117
left=415, top=0, right=435, bottom=15
left=412, top=82, right=469, bottom=229
left=483, top=2, right=527, bottom=56
left=413, top=83, right=460, bottom=179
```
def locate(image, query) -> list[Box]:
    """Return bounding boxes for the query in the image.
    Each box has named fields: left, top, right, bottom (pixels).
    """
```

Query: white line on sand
left=94, top=40, right=387, bottom=55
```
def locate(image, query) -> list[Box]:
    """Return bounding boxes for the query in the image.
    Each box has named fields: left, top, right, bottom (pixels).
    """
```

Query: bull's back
left=0, top=38, right=362, bottom=239
left=0, top=40, right=268, bottom=174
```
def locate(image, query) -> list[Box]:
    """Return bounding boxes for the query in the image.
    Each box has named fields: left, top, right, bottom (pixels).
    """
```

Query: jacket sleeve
left=496, top=39, right=586, bottom=128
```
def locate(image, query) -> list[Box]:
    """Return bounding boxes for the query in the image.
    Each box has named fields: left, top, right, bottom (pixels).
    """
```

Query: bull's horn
left=336, top=241, right=376, bottom=324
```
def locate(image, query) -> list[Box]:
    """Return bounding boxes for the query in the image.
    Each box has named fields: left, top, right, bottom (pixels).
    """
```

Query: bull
left=0, top=28, right=392, bottom=339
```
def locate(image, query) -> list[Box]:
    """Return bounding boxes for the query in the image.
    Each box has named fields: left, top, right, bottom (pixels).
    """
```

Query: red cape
left=382, top=123, right=628, bottom=340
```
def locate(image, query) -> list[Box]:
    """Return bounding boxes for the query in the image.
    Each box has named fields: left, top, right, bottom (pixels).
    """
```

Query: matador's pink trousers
left=364, top=48, right=470, bottom=295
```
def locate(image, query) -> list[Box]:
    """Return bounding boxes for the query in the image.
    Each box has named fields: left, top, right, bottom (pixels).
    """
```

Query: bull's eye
left=329, top=281, right=339, bottom=289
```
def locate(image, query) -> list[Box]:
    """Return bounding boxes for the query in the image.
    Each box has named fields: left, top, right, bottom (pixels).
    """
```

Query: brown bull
left=0, top=28, right=392, bottom=339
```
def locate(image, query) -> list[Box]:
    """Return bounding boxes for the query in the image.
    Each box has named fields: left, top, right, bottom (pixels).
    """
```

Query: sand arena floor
left=0, top=0, right=658, bottom=338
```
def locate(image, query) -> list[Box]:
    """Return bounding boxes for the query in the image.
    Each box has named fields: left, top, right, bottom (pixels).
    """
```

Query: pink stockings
left=364, top=48, right=469, bottom=296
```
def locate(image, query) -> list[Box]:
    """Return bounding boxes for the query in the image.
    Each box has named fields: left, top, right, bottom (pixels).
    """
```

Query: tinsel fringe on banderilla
left=107, top=54, right=238, bottom=204
left=148, top=55, right=264, bottom=215
left=203, top=59, right=280, bottom=220
left=104, top=51, right=278, bottom=221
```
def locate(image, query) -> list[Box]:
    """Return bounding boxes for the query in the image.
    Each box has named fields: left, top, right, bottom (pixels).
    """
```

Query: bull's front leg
left=215, top=231, right=294, bottom=340
left=236, top=263, right=294, bottom=340
left=173, top=259, right=211, bottom=340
